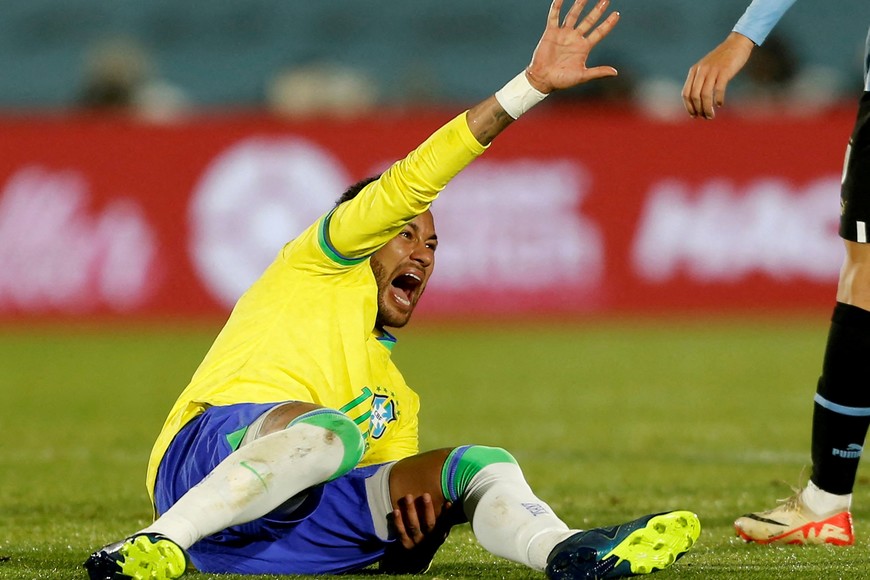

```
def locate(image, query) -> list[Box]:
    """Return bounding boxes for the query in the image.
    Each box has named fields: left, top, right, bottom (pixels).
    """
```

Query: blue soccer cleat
left=84, top=532, right=189, bottom=580
left=545, top=510, right=701, bottom=579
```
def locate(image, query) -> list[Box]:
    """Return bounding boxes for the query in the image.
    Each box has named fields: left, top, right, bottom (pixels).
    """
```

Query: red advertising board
left=0, top=104, right=856, bottom=322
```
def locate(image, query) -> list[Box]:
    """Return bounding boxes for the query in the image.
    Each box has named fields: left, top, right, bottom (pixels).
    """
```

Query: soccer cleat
left=545, top=510, right=701, bottom=580
left=734, top=492, right=854, bottom=546
left=83, top=533, right=189, bottom=580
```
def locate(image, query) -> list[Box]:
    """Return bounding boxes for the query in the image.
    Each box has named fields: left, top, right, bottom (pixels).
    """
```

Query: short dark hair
left=335, top=175, right=381, bottom=207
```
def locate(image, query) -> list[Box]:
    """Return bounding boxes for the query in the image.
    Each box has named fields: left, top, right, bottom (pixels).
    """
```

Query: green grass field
left=3, top=315, right=870, bottom=579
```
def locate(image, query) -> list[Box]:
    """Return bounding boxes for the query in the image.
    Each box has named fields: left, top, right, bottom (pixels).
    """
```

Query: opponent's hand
left=526, top=0, right=620, bottom=94
left=682, top=32, right=755, bottom=119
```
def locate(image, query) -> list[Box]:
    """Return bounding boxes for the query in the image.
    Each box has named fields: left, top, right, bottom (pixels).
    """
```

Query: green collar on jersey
left=376, top=329, right=397, bottom=351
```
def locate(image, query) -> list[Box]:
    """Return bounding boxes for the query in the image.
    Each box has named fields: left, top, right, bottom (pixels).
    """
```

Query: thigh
left=837, top=240, right=870, bottom=309
left=839, top=91, right=870, bottom=244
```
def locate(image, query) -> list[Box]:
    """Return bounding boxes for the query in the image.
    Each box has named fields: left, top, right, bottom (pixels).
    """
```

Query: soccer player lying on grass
left=85, top=1, right=700, bottom=578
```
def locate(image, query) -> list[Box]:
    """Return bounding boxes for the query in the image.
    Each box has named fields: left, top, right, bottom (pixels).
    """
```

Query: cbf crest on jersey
left=369, top=394, right=396, bottom=439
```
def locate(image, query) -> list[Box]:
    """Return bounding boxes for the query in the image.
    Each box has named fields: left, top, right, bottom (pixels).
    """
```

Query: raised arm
left=466, top=0, right=620, bottom=145
left=325, top=0, right=619, bottom=262
left=681, top=0, right=797, bottom=119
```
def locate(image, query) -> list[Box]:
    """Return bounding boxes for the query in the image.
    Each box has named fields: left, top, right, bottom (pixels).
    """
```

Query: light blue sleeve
left=732, top=0, right=798, bottom=45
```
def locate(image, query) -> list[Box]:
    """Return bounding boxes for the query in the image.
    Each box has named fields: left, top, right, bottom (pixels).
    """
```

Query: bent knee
left=260, top=401, right=324, bottom=435
left=289, top=408, right=365, bottom=480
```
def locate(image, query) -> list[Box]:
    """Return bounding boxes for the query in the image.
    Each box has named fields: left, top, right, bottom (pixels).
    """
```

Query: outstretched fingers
left=573, top=0, right=608, bottom=36
left=561, top=0, right=591, bottom=30
left=527, top=0, right=620, bottom=92
left=559, top=0, right=619, bottom=50
left=582, top=8, right=619, bottom=48
left=584, top=63, right=619, bottom=81
left=547, top=0, right=565, bottom=29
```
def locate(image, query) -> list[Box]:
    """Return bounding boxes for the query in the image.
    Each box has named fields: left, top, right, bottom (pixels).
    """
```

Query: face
left=370, top=210, right=437, bottom=329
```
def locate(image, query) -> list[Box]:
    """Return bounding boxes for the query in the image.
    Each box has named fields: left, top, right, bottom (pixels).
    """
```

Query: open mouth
left=390, top=271, right=423, bottom=307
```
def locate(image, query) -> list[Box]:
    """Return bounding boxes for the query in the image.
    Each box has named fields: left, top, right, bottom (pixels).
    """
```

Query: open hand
left=526, top=0, right=620, bottom=94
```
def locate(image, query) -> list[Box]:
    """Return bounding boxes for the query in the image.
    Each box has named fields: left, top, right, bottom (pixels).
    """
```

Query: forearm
left=733, top=0, right=798, bottom=45
left=465, top=69, right=552, bottom=146
left=465, top=95, right=516, bottom=146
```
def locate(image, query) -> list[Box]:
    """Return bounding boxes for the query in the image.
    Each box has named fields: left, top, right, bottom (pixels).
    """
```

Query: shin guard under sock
left=442, top=445, right=573, bottom=571
left=811, top=302, right=870, bottom=495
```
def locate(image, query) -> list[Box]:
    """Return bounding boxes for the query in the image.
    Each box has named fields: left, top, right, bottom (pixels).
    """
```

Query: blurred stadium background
left=4, top=2, right=870, bottom=578
left=2, top=0, right=869, bottom=325
left=1, top=0, right=868, bottom=111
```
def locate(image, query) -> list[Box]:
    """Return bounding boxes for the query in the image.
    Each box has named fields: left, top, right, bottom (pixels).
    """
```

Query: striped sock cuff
left=441, top=445, right=517, bottom=502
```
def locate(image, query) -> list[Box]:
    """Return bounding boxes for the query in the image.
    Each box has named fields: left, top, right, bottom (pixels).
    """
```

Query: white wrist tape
left=494, top=71, right=548, bottom=119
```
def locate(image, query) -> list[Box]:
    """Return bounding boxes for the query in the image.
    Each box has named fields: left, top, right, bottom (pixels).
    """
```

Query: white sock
left=141, top=422, right=346, bottom=549
left=463, top=463, right=576, bottom=571
left=801, top=480, right=851, bottom=515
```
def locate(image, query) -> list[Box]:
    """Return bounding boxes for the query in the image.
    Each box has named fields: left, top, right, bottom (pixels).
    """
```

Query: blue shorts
left=153, top=403, right=392, bottom=575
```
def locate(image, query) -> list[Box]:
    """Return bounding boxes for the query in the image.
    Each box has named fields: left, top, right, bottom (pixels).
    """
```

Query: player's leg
left=84, top=401, right=365, bottom=580
left=811, top=241, right=870, bottom=496
left=143, top=402, right=363, bottom=544
left=806, top=28, right=870, bottom=513
left=809, top=34, right=870, bottom=512
left=733, top=293, right=867, bottom=545
left=734, top=86, right=870, bottom=546
left=384, top=446, right=700, bottom=579
left=809, top=36, right=870, bottom=513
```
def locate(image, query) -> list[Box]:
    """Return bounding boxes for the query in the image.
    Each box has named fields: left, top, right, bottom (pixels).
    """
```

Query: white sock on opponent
left=802, top=480, right=851, bottom=515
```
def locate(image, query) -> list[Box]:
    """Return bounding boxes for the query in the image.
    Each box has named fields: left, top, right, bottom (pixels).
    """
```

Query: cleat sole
left=118, top=535, right=187, bottom=580
left=605, top=511, right=701, bottom=575
left=84, top=533, right=188, bottom=580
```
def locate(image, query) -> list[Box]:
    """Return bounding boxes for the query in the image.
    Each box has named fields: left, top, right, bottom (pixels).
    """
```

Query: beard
left=370, top=258, right=412, bottom=330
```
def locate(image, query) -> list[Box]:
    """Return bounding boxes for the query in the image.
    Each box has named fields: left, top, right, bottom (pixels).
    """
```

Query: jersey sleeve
left=320, top=112, right=487, bottom=264
left=733, top=0, right=798, bottom=45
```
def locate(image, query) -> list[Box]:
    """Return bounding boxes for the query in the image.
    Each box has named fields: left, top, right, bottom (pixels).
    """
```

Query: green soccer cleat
left=84, top=533, right=189, bottom=580
left=545, top=510, right=701, bottom=580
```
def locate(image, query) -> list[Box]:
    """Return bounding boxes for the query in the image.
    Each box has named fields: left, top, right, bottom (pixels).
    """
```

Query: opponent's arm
left=733, top=0, right=798, bottom=46
left=682, top=0, right=797, bottom=119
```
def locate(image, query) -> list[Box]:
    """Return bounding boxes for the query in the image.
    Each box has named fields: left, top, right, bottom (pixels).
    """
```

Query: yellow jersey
left=145, top=112, right=487, bottom=501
